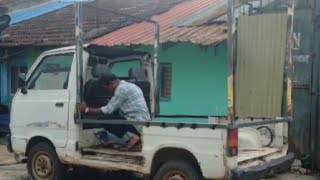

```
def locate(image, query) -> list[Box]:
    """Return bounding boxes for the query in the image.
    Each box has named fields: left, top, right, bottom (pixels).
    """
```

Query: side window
left=11, top=66, right=27, bottom=94
left=111, top=61, right=140, bottom=78
left=27, top=54, right=73, bottom=90
left=159, top=63, right=172, bottom=101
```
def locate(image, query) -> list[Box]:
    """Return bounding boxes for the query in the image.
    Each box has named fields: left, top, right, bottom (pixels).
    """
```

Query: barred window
left=159, top=63, right=172, bottom=100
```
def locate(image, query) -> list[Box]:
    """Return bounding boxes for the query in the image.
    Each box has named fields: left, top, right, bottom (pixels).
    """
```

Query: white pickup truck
left=7, top=44, right=294, bottom=180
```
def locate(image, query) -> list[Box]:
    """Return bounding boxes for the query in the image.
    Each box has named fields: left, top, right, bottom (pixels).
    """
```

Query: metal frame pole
left=227, top=0, right=235, bottom=125
left=75, top=2, right=84, bottom=104
left=152, top=23, right=160, bottom=119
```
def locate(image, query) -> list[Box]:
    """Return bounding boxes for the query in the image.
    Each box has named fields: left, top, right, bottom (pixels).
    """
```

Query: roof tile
left=93, top=0, right=229, bottom=46
left=0, top=0, right=184, bottom=47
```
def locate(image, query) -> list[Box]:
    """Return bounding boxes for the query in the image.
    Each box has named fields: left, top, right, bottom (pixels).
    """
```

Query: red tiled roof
left=93, top=0, right=229, bottom=46
left=0, top=0, right=184, bottom=47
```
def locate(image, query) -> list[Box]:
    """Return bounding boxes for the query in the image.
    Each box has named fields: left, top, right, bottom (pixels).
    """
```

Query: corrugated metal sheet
left=93, top=0, right=228, bottom=46
left=175, top=0, right=227, bottom=27
left=235, top=13, right=288, bottom=118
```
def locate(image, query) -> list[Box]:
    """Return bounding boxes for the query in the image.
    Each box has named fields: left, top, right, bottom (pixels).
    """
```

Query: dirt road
left=0, top=144, right=319, bottom=180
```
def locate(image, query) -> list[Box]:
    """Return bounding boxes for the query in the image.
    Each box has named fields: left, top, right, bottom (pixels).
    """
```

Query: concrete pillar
left=1, top=61, right=9, bottom=104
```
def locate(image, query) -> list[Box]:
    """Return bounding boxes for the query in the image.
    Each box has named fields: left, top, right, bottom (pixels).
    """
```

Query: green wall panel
left=124, top=42, right=228, bottom=123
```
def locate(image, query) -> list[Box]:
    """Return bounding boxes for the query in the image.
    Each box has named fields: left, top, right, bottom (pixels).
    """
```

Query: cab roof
left=44, top=44, right=150, bottom=59
left=84, top=44, right=149, bottom=59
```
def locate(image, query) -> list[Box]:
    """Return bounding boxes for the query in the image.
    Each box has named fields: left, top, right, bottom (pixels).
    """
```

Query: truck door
left=11, top=53, right=74, bottom=148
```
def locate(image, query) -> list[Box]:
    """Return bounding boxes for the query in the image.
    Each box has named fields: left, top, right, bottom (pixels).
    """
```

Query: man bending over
left=78, top=73, right=150, bottom=150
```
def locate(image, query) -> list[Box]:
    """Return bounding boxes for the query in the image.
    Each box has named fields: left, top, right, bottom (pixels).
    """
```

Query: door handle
left=55, top=102, right=64, bottom=107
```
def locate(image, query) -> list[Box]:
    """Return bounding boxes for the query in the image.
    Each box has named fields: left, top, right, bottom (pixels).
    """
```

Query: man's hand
left=77, top=102, right=87, bottom=113
left=77, top=102, right=103, bottom=115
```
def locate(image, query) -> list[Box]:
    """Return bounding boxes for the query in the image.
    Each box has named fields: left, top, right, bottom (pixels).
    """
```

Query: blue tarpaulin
left=10, top=2, right=73, bottom=25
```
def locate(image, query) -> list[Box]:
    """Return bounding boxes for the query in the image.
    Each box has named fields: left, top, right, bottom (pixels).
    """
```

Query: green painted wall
left=25, top=48, right=45, bottom=69
left=111, top=61, right=140, bottom=77
left=1, top=47, right=45, bottom=104
left=127, top=42, right=228, bottom=123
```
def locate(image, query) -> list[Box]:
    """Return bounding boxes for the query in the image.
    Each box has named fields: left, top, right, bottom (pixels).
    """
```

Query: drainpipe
left=85, top=5, right=160, bottom=119
left=227, top=0, right=235, bottom=125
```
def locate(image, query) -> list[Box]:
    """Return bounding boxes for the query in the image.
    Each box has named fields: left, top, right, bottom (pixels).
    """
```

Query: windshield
left=27, top=54, right=74, bottom=90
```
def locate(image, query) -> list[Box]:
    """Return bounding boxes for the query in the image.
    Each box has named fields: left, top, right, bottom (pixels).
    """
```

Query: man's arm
left=77, top=87, right=127, bottom=115
left=86, top=107, right=103, bottom=114
left=101, top=87, right=127, bottom=114
left=77, top=102, right=103, bottom=115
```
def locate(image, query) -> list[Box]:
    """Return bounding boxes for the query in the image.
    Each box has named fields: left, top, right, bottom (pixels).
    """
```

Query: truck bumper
left=232, top=153, right=295, bottom=180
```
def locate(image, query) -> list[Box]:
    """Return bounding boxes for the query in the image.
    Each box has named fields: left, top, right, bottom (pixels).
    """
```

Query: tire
left=153, top=160, right=203, bottom=180
left=27, top=142, right=65, bottom=180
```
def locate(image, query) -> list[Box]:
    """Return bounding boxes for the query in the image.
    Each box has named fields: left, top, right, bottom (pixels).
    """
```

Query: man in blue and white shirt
left=79, top=73, right=150, bottom=150
left=100, top=77, right=150, bottom=122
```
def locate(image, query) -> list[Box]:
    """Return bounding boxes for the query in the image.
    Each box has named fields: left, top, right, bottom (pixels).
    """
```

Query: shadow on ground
left=66, top=168, right=141, bottom=180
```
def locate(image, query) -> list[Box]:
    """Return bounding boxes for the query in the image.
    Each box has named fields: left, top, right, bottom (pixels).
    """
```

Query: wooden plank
left=78, top=156, right=143, bottom=172
left=82, top=147, right=143, bottom=157
left=82, top=154, right=144, bottom=165
left=238, top=148, right=281, bottom=163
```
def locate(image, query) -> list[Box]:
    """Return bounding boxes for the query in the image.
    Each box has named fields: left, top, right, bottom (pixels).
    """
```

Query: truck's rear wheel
left=153, top=160, right=202, bottom=180
left=27, top=142, right=65, bottom=180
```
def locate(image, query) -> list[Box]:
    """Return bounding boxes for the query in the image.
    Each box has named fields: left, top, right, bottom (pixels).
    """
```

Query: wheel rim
left=32, top=152, right=53, bottom=179
left=163, top=170, right=188, bottom=180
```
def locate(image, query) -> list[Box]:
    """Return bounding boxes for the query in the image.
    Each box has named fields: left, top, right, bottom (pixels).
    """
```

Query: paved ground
left=0, top=143, right=319, bottom=180
left=0, top=164, right=29, bottom=180
left=0, top=145, right=17, bottom=165
left=0, top=144, right=29, bottom=180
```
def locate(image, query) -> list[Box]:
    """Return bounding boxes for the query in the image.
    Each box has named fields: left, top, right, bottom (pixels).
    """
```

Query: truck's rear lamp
left=228, top=128, right=238, bottom=156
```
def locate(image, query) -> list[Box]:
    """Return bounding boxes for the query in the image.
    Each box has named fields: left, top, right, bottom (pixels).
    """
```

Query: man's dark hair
left=98, top=73, right=118, bottom=86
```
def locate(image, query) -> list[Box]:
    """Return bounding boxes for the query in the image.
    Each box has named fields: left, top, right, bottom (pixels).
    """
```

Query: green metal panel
left=314, top=0, right=320, bottom=169
left=289, top=9, right=313, bottom=156
left=235, top=14, right=288, bottom=118
left=291, top=0, right=320, bottom=169
left=260, top=0, right=320, bottom=168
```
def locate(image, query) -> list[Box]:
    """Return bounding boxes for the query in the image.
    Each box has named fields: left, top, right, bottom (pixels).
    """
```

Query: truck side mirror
left=18, top=73, right=27, bottom=94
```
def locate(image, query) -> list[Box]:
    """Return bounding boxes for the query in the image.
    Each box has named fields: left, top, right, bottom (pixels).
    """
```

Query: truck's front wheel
left=153, top=160, right=202, bottom=180
left=27, top=142, right=65, bottom=180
